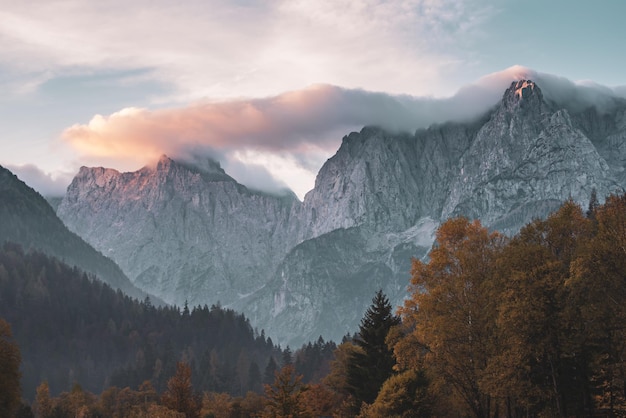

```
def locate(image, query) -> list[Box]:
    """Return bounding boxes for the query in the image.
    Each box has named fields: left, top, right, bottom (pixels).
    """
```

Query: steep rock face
left=57, top=80, right=626, bottom=345
left=249, top=80, right=626, bottom=344
left=573, top=106, right=626, bottom=185
left=58, top=155, right=299, bottom=306
left=442, top=80, right=618, bottom=230
left=297, top=119, right=481, bottom=239
left=240, top=218, right=437, bottom=345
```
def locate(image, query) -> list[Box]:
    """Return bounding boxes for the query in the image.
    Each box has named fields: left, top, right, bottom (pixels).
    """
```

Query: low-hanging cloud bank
left=63, top=66, right=626, bottom=198
left=4, top=163, right=74, bottom=197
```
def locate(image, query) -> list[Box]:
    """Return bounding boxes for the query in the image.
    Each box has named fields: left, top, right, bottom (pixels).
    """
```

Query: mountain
left=57, top=155, right=300, bottom=307
left=56, top=80, right=626, bottom=345
left=0, top=165, right=152, bottom=301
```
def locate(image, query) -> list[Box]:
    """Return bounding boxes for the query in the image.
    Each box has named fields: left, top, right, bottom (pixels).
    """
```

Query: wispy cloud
left=61, top=66, right=626, bottom=198
left=0, top=0, right=493, bottom=101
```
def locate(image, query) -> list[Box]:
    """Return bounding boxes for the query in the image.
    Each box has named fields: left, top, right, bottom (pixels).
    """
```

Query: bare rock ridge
left=57, top=80, right=626, bottom=345
left=58, top=155, right=300, bottom=309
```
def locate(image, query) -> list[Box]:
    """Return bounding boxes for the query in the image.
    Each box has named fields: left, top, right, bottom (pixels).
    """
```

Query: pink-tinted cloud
left=62, top=66, right=626, bottom=198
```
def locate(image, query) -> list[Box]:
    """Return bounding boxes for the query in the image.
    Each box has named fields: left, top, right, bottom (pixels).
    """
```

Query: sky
left=1, top=0, right=626, bottom=199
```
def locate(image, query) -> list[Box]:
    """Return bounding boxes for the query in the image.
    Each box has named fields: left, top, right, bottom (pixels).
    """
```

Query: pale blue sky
left=1, top=0, right=625, bottom=197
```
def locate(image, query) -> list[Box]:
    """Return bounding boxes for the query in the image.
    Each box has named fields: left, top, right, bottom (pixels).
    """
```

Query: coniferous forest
left=0, top=243, right=336, bottom=417
left=2, top=194, right=626, bottom=417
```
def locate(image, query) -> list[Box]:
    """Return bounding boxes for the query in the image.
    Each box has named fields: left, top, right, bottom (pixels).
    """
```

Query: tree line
left=383, top=194, right=626, bottom=417
left=3, top=193, right=626, bottom=417
left=0, top=244, right=335, bottom=411
left=304, top=194, right=626, bottom=417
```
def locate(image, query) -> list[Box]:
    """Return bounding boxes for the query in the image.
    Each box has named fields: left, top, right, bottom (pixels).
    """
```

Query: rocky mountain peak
left=155, top=154, right=173, bottom=171
left=152, top=154, right=232, bottom=183
left=513, top=79, right=537, bottom=99
left=499, top=79, right=545, bottom=112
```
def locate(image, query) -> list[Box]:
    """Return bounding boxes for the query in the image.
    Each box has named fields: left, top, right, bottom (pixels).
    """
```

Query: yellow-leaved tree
left=396, top=217, right=504, bottom=418
left=570, top=194, right=626, bottom=415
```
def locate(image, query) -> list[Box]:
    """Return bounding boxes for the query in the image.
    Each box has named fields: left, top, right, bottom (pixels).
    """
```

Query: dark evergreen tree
left=0, top=244, right=279, bottom=401
left=346, top=289, right=400, bottom=406
left=587, top=187, right=599, bottom=219
left=248, top=361, right=263, bottom=393
left=282, top=346, right=293, bottom=367
left=294, top=337, right=336, bottom=384
left=264, top=357, right=278, bottom=385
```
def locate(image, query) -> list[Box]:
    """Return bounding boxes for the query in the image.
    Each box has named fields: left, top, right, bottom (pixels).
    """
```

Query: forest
left=2, top=192, right=626, bottom=417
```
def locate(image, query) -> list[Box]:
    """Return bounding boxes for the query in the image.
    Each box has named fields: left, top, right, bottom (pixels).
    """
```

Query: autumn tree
left=34, top=381, right=53, bottom=418
left=487, top=201, right=594, bottom=416
left=397, top=217, right=504, bottom=418
left=0, top=318, right=21, bottom=418
left=570, top=194, right=626, bottom=414
left=323, top=341, right=363, bottom=416
left=364, top=369, right=433, bottom=418
left=263, top=364, right=311, bottom=418
left=346, top=290, right=400, bottom=408
left=201, top=392, right=233, bottom=418
left=162, top=361, right=201, bottom=418
left=55, top=383, right=97, bottom=418
left=300, top=383, right=341, bottom=417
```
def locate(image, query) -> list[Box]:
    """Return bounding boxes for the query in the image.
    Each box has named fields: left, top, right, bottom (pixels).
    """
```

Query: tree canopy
left=0, top=318, right=21, bottom=417
left=394, top=196, right=626, bottom=417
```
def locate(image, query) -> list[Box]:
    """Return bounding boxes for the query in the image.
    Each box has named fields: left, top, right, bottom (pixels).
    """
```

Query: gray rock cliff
left=58, top=155, right=299, bottom=307
left=57, top=80, right=626, bottom=345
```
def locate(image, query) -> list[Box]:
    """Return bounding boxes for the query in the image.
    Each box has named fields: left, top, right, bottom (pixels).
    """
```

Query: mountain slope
left=56, top=80, right=626, bottom=345
left=0, top=165, right=151, bottom=301
left=247, top=80, right=626, bottom=344
left=57, top=155, right=300, bottom=306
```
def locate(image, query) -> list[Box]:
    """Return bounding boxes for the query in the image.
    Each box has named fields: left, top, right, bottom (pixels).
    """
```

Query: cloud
left=62, top=85, right=365, bottom=197
left=61, top=66, right=626, bottom=199
left=4, top=164, right=74, bottom=197
left=0, top=0, right=493, bottom=101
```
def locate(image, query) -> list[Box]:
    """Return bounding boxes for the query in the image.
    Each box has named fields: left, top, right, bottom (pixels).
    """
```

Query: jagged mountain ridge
left=58, top=155, right=300, bottom=307
left=57, top=80, right=626, bottom=345
left=0, top=165, right=154, bottom=302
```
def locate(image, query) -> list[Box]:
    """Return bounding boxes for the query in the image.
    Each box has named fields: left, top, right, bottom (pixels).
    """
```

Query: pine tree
left=282, top=346, right=292, bottom=367
left=586, top=187, right=599, bottom=219
left=264, top=357, right=278, bottom=385
left=346, top=289, right=400, bottom=407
